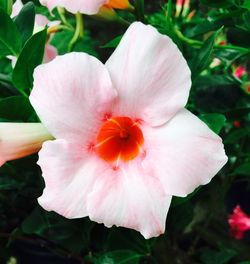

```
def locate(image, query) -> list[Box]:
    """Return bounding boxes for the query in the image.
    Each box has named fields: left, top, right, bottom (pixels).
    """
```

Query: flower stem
left=57, top=7, right=73, bottom=30
left=175, top=27, right=250, bottom=54
left=68, top=12, right=84, bottom=52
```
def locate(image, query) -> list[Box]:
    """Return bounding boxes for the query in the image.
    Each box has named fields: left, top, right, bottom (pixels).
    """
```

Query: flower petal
left=0, top=123, right=52, bottom=166
left=30, top=52, right=116, bottom=144
left=40, top=0, right=108, bottom=14
left=106, top=22, right=191, bottom=126
left=142, top=109, right=228, bottom=197
left=38, top=139, right=106, bottom=218
left=43, top=44, right=57, bottom=63
left=11, top=0, right=23, bottom=17
left=87, top=163, right=172, bottom=239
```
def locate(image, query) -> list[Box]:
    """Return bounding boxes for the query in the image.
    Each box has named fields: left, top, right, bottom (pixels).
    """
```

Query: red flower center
left=96, top=116, right=144, bottom=163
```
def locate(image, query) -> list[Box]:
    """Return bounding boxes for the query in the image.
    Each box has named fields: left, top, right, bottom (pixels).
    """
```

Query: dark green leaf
left=14, top=2, right=35, bottom=45
left=186, top=21, right=220, bottom=38
left=196, top=75, right=238, bottom=87
left=167, top=201, right=194, bottom=232
left=233, top=162, right=250, bottom=175
left=95, top=250, right=142, bottom=264
left=224, top=128, right=250, bottom=144
left=0, top=7, right=21, bottom=56
left=214, top=48, right=249, bottom=67
left=0, top=0, right=13, bottom=15
left=199, top=113, right=226, bottom=134
left=22, top=206, right=93, bottom=254
left=0, top=178, right=22, bottom=190
left=134, top=0, right=145, bottom=22
left=241, top=0, right=250, bottom=10
left=200, top=248, right=237, bottom=264
left=12, top=29, right=46, bottom=95
left=0, top=96, right=34, bottom=121
left=200, top=0, right=234, bottom=7
left=223, top=107, right=250, bottom=120
left=191, top=28, right=223, bottom=79
left=107, top=228, right=150, bottom=255
left=50, top=30, right=74, bottom=54
left=101, top=35, right=122, bottom=48
left=171, top=187, right=201, bottom=207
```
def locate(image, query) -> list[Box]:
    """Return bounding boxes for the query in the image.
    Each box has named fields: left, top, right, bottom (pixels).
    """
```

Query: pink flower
left=228, top=205, right=250, bottom=239
left=40, top=0, right=130, bottom=15
left=234, top=66, right=247, bottom=79
left=0, top=123, right=53, bottom=166
left=30, top=22, right=227, bottom=238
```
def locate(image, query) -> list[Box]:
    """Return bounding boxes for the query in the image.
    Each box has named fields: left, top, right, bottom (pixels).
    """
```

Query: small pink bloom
left=233, top=120, right=241, bottom=128
left=234, top=66, right=247, bottom=79
left=30, top=22, right=227, bottom=238
left=40, top=0, right=108, bottom=14
left=0, top=123, right=53, bottom=166
left=228, top=205, right=250, bottom=239
left=175, top=0, right=184, bottom=17
left=43, top=44, right=58, bottom=64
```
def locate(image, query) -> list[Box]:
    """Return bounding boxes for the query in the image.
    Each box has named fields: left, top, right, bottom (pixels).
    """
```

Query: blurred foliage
left=0, top=0, right=250, bottom=263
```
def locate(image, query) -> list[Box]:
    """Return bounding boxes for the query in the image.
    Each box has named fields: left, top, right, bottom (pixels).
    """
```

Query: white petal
left=87, top=162, right=172, bottom=239
left=30, top=52, right=117, bottom=145
left=38, top=139, right=106, bottom=218
left=106, top=22, right=191, bottom=126
left=142, top=109, right=228, bottom=197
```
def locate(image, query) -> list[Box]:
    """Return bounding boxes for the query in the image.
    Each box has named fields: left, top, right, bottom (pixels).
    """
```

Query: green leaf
left=14, top=2, right=35, bottom=45
left=241, top=0, right=250, bottom=10
left=191, top=27, right=223, bottom=79
left=233, top=162, right=250, bottom=176
left=196, top=75, right=238, bottom=87
left=101, top=35, right=122, bottom=48
left=167, top=201, right=194, bottom=232
left=171, top=187, right=201, bottom=207
left=22, top=206, right=94, bottom=254
left=199, top=113, right=226, bottom=134
left=0, top=96, right=34, bottom=121
left=200, top=0, right=234, bottom=8
left=134, top=0, right=145, bottom=22
left=0, top=7, right=22, bottom=56
left=12, top=29, right=47, bottom=95
left=107, top=228, right=150, bottom=255
left=0, top=0, right=13, bottom=15
left=50, top=30, right=73, bottom=54
left=186, top=21, right=220, bottom=38
left=214, top=48, right=249, bottom=67
left=95, top=250, right=142, bottom=264
left=0, top=178, right=22, bottom=190
left=200, top=248, right=237, bottom=264
left=224, top=128, right=250, bottom=144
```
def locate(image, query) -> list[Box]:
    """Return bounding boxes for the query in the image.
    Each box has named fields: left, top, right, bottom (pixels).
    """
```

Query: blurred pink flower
left=228, top=205, right=250, bottom=239
left=175, top=0, right=184, bottom=17
left=234, top=66, right=247, bottom=79
left=40, top=0, right=130, bottom=14
left=30, top=22, right=227, bottom=238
